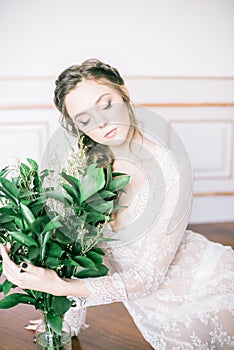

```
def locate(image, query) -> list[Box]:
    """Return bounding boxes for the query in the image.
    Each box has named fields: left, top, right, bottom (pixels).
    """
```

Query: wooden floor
left=187, top=221, right=234, bottom=248
left=0, top=222, right=233, bottom=350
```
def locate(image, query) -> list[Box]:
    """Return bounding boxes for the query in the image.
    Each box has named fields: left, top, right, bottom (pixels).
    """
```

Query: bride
left=1, top=59, right=234, bottom=349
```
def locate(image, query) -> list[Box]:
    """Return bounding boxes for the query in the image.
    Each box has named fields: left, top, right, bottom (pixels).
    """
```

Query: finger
left=19, top=261, right=45, bottom=276
left=29, top=319, right=42, bottom=325
left=6, top=242, right=11, bottom=252
left=0, top=244, right=12, bottom=264
left=25, top=324, right=38, bottom=331
left=0, top=243, right=6, bottom=257
left=0, top=244, right=21, bottom=283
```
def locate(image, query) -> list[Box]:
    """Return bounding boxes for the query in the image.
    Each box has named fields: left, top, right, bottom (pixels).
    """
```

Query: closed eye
left=80, top=120, right=90, bottom=126
left=76, top=114, right=90, bottom=126
left=103, top=100, right=112, bottom=110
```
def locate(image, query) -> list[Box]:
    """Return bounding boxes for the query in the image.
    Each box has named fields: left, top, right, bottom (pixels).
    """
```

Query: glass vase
left=35, top=317, right=72, bottom=350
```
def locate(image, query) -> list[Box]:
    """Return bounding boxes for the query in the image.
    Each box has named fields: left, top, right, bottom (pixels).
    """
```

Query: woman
left=1, top=59, right=234, bottom=349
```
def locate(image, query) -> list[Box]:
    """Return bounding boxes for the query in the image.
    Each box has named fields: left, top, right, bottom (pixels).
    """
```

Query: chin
left=103, top=138, right=126, bottom=146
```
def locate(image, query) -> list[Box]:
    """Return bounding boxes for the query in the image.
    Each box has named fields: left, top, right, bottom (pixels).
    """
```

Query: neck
left=109, top=127, right=144, bottom=161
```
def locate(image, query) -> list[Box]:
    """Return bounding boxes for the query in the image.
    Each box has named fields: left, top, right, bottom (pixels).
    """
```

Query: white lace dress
left=64, top=146, right=234, bottom=350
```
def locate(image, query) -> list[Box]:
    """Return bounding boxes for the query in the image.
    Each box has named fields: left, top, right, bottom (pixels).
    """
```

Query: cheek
left=114, top=104, right=130, bottom=124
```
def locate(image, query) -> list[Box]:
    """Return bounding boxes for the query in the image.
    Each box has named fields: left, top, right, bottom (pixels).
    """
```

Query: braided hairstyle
left=54, top=58, right=139, bottom=166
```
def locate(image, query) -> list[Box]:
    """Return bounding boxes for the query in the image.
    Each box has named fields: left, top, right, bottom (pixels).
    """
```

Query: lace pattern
left=66, top=146, right=234, bottom=348
left=63, top=301, right=89, bottom=336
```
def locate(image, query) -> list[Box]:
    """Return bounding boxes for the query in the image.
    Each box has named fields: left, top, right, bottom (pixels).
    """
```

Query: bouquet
left=0, top=140, right=130, bottom=349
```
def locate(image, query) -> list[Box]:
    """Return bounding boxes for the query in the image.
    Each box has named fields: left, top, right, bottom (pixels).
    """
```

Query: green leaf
left=105, top=162, right=112, bottom=187
left=86, top=211, right=108, bottom=223
left=74, top=263, right=108, bottom=278
left=73, top=256, right=96, bottom=268
left=52, top=296, right=72, bottom=316
left=55, top=231, right=73, bottom=244
left=8, top=231, right=38, bottom=247
left=28, top=246, right=40, bottom=260
left=72, top=243, right=82, bottom=255
left=27, top=158, right=39, bottom=171
left=19, top=191, right=35, bottom=199
left=45, top=257, right=60, bottom=268
left=61, top=172, right=81, bottom=192
left=80, top=165, right=105, bottom=201
left=87, top=190, right=115, bottom=203
left=60, top=257, right=80, bottom=267
left=32, top=215, right=52, bottom=235
left=33, top=175, right=42, bottom=193
left=86, top=251, right=103, bottom=264
left=0, top=293, right=35, bottom=309
left=0, top=166, right=10, bottom=177
left=0, top=187, right=18, bottom=206
left=47, top=311, right=62, bottom=335
left=43, top=190, right=73, bottom=204
left=0, top=207, right=17, bottom=215
left=35, top=297, right=44, bottom=311
left=42, top=231, right=53, bottom=258
left=1, top=222, right=17, bottom=232
left=14, top=217, right=24, bottom=230
left=112, top=171, right=128, bottom=177
left=41, top=216, right=62, bottom=234
left=107, top=175, right=130, bottom=192
left=0, top=215, right=16, bottom=224
left=19, top=162, right=30, bottom=177
left=2, top=280, right=14, bottom=295
left=91, top=246, right=105, bottom=256
left=62, top=183, right=80, bottom=203
left=20, top=203, right=35, bottom=224
left=40, top=169, right=52, bottom=181
left=29, top=197, right=47, bottom=208
left=88, top=200, right=113, bottom=214
left=0, top=177, right=19, bottom=199
left=98, top=190, right=116, bottom=199
left=47, top=242, right=64, bottom=258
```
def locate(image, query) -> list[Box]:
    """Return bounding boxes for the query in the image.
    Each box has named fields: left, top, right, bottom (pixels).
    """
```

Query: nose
left=92, top=110, right=109, bottom=128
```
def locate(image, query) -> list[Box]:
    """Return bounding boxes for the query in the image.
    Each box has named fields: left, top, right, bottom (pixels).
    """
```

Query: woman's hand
left=0, top=243, right=64, bottom=296
left=0, top=243, right=90, bottom=298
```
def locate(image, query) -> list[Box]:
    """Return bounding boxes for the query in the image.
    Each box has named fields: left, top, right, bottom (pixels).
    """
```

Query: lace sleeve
left=72, top=148, right=193, bottom=307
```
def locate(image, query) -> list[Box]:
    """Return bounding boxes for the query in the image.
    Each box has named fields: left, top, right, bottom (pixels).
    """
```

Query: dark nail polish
left=22, top=262, right=28, bottom=269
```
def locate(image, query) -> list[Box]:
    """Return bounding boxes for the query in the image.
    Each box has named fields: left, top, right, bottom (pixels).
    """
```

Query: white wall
left=0, top=0, right=233, bottom=77
left=0, top=0, right=234, bottom=223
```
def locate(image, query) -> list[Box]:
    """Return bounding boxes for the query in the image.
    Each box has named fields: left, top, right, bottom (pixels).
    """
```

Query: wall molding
left=0, top=105, right=53, bottom=110
left=140, top=103, right=234, bottom=107
left=194, top=191, right=234, bottom=197
left=170, top=119, right=234, bottom=180
left=0, top=121, right=50, bottom=143
left=1, top=76, right=234, bottom=81
left=1, top=102, right=234, bottom=110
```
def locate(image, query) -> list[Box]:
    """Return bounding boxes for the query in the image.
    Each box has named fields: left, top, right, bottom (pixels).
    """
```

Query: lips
left=105, top=128, right=118, bottom=139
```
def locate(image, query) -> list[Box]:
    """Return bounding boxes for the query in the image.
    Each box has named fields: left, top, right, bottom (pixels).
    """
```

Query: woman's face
left=65, top=80, right=131, bottom=146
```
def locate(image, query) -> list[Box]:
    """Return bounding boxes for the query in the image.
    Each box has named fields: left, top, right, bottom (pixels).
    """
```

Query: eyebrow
left=72, top=93, right=111, bottom=119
